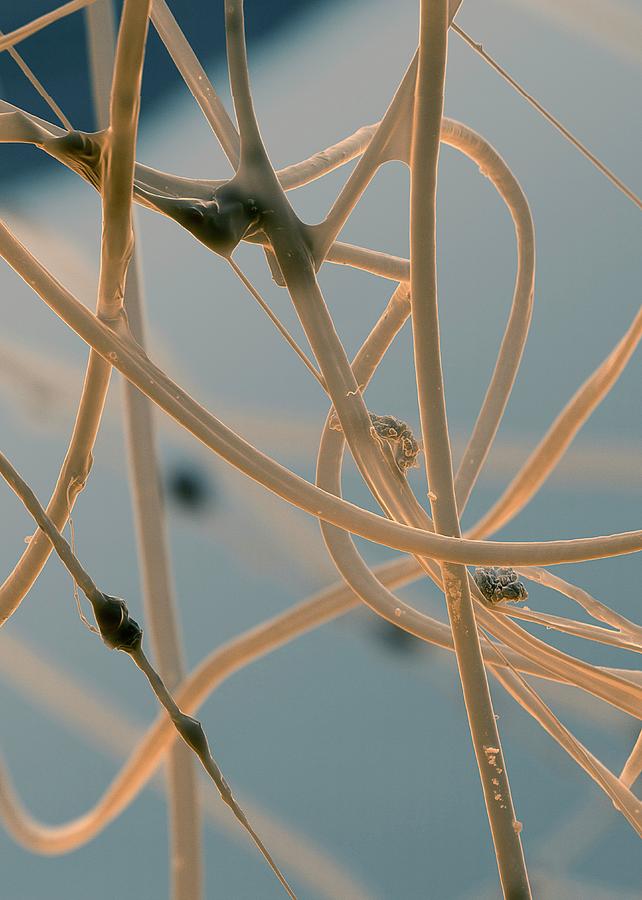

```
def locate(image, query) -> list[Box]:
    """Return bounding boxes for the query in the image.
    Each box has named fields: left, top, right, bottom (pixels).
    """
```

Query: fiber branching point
left=473, top=567, right=528, bottom=605
left=45, top=130, right=105, bottom=191
left=140, top=181, right=262, bottom=259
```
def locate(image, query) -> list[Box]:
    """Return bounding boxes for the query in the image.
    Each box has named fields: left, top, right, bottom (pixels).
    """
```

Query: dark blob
left=166, top=464, right=213, bottom=512
left=372, top=619, right=422, bottom=656
left=94, top=594, right=143, bottom=653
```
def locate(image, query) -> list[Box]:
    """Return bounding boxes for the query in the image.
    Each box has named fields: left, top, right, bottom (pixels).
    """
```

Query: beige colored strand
left=1, top=218, right=641, bottom=569
left=85, top=4, right=204, bottom=894
left=0, top=448, right=295, bottom=896
left=0, top=1, right=639, bottom=895
left=0, top=0, right=96, bottom=54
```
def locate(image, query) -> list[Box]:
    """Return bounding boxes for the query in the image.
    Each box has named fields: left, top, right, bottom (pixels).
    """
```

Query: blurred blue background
left=0, top=1, right=640, bottom=897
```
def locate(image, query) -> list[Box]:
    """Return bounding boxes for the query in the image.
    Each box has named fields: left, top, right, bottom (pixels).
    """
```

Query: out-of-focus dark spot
left=166, top=465, right=213, bottom=512
left=372, top=619, right=422, bottom=656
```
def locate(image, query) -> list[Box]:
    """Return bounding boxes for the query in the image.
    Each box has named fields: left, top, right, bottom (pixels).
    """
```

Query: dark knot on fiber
left=93, top=593, right=143, bottom=652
